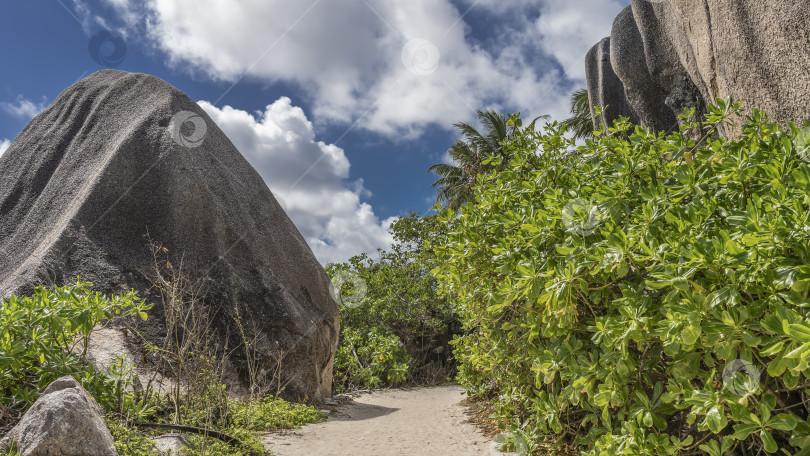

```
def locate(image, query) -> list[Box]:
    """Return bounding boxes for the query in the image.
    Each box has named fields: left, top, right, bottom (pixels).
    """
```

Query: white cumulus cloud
left=1, top=96, right=47, bottom=120
left=533, top=0, right=628, bottom=81
left=198, top=98, right=395, bottom=264
left=106, top=0, right=597, bottom=135
left=0, top=139, right=10, bottom=158
left=458, top=0, right=628, bottom=82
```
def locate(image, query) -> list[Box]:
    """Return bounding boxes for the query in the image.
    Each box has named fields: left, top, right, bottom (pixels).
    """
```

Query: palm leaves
left=428, top=109, right=512, bottom=211
left=426, top=161, right=471, bottom=211
left=562, top=88, right=596, bottom=140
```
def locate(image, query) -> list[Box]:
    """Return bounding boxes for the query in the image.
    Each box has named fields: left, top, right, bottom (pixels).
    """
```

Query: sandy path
left=262, top=385, right=511, bottom=456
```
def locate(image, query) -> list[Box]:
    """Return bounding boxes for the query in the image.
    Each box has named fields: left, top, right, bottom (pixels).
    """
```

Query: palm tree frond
left=428, top=109, right=517, bottom=210
left=563, top=88, right=596, bottom=140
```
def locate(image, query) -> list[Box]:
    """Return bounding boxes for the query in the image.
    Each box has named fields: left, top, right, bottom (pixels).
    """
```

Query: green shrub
left=327, top=213, right=457, bottom=392
left=333, top=327, right=411, bottom=392
left=0, top=280, right=151, bottom=421
left=149, top=356, right=323, bottom=454
left=229, top=396, right=326, bottom=431
left=0, top=279, right=324, bottom=455
left=435, top=100, right=810, bottom=454
left=107, top=416, right=265, bottom=456
left=109, top=394, right=325, bottom=456
left=107, top=418, right=156, bottom=456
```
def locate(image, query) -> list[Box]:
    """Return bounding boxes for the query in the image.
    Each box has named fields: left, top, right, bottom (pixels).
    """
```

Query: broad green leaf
left=768, top=413, right=798, bottom=431
left=788, top=323, right=810, bottom=343
left=786, top=342, right=810, bottom=359
left=742, top=331, right=761, bottom=347
left=767, top=353, right=789, bottom=376
left=645, top=279, right=672, bottom=289
left=760, top=429, right=778, bottom=453
left=725, top=239, right=745, bottom=254
left=672, top=277, right=689, bottom=291
left=681, top=325, right=701, bottom=346
left=732, top=423, right=759, bottom=440
left=705, top=406, right=728, bottom=433
left=775, top=268, right=797, bottom=290
left=760, top=340, right=785, bottom=357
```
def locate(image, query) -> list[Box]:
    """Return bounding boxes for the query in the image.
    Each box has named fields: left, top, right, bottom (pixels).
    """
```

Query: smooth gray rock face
left=0, top=376, right=117, bottom=456
left=588, top=0, right=810, bottom=135
left=629, top=0, right=704, bottom=127
left=584, top=37, right=638, bottom=130
left=610, top=5, right=678, bottom=133
left=0, top=70, right=338, bottom=400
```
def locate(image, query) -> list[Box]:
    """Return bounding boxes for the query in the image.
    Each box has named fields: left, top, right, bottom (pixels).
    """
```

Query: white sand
left=262, top=385, right=512, bottom=456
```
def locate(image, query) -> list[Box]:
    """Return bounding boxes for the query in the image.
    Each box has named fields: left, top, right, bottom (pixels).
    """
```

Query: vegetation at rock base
left=108, top=393, right=326, bottom=456
left=7, top=93, right=810, bottom=456
left=327, top=213, right=457, bottom=393
left=0, top=280, right=324, bottom=456
left=0, top=280, right=150, bottom=425
left=433, top=99, right=810, bottom=454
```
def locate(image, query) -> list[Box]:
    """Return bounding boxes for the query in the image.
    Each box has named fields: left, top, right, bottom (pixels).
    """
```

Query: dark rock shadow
left=327, top=401, right=399, bottom=422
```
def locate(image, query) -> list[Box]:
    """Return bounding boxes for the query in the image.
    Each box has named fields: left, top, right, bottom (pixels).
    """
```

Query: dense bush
left=327, top=213, right=457, bottom=392
left=435, top=101, right=810, bottom=454
left=229, top=396, right=325, bottom=431
left=0, top=280, right=325, bottom=456
left=0, top=280, right=152, bottom=425
left=333, top=327, right=411, bottom=391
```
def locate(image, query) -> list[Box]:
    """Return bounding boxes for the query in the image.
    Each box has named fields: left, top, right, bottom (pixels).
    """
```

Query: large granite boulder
left=584, top=37, right=638, bottom=130
left=609, top=5, right=678, bottom=133
left=0, top=376, right=117, bottom=456
left=0, top=70, right=339, bottom=400
left=586, top=0, right=810, bottom=135
left=628, top=0, right=705, bottom=130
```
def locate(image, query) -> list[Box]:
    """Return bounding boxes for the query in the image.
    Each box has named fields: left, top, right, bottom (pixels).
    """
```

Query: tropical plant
left=562, top=88, right=596, bottom=140
left=327, top=213, right=457, bottom=392
left=0, top=276, right=325, bottom=456
left=0, top=279, right=152, bottom=427
left=434, top=99, right=810, bottom=454
left=428, top=109, right=521, bottom=210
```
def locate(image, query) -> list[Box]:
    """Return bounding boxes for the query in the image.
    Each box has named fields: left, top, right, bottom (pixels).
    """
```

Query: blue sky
left=0, top=0, right=628, bottom=263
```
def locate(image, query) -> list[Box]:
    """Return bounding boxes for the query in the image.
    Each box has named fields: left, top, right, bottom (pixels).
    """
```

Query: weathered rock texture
left=586, top=0, right=810, bottom=135
left=0, top=70, right=339, bottom=400
left=585, top=37, right=639, bottom=129
left=0, top=376, right=117, bottom=456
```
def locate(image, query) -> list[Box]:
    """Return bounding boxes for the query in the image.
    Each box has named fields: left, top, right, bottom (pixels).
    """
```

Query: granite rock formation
left=0, top=70, right=339, bottom=400
left=586, top=0, right=810, bottom=135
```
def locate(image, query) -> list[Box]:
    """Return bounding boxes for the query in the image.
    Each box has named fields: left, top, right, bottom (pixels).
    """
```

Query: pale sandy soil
left=261, top=385, right=514, bottom=456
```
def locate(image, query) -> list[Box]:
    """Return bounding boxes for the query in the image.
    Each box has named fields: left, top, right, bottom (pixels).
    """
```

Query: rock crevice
left=585, top=0, right=810, bottom=135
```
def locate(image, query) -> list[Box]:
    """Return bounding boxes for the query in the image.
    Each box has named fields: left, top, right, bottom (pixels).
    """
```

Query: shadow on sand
left=327, top=400, right=399, bottom=422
